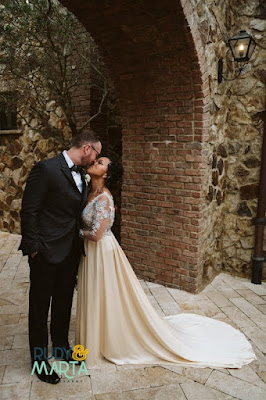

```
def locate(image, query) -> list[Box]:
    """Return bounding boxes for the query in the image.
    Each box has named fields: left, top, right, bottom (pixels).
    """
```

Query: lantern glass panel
left=228, top=31, right=256, bottom=62
left=247, top=39, right=256, bottom=60
left=230, top=39, right=248, bottom=61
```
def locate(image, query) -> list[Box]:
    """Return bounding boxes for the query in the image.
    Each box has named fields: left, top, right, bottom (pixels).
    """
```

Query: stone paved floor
left=0, top=231, right=266, bottom=400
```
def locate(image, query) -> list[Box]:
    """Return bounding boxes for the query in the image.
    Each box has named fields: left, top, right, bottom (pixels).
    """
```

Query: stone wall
left=0, top=110, right=73, bottom=233
left=183, top=0, right=266, bottom=281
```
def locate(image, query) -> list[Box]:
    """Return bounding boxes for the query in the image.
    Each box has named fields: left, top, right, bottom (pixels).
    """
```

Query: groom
left=19, top=130, right=101, bottom=384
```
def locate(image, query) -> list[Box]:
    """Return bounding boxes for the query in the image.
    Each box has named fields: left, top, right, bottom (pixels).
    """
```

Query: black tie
left=70, top=165, right=82, bottom=173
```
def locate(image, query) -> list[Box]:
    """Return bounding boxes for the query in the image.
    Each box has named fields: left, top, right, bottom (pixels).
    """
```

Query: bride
left=76, top=157, right=256, bottom=369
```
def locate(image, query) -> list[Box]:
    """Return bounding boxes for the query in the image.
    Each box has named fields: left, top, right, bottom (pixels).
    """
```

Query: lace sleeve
left=80, top=194, right=113, bottom=242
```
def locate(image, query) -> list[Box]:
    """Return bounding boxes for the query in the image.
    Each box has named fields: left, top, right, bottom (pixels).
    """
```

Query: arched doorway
left=60, top=0, right=210, bottom=293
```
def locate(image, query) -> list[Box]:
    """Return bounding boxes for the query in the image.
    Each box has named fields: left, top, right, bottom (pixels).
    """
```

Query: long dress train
left=76, top=192, right=256, bottom=369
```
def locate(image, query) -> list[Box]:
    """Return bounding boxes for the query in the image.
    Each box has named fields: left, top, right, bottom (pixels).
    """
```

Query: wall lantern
left=218, top=30, right=256, bottom=83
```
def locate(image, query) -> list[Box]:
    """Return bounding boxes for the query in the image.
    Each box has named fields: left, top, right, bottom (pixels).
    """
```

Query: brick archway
left=61, top=0, right=210, bottom=293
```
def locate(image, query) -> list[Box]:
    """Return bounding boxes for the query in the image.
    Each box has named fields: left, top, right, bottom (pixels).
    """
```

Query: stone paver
left=181, top=381, right=237, bottom=400
left=0, top=382, right=32, bottom=400
left=206, top=370, right=266, bottom=400
left=0, top=232, right=266, bottom=400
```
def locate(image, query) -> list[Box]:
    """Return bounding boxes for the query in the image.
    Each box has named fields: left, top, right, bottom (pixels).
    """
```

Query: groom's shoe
left=31, top=359, right=60, bottom=384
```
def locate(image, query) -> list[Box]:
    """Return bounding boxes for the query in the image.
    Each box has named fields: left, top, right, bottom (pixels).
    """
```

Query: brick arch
left=60, top=0, right=210, bottom=293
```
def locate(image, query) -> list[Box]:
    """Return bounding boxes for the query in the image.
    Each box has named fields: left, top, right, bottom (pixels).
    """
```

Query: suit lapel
left=81, top=171, right=88, bottom=207
left=58, top=152, right=81, bottom=192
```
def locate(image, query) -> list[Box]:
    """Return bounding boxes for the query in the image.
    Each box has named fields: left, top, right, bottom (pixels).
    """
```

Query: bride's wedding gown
left=76, top=192, right=256, bottom=369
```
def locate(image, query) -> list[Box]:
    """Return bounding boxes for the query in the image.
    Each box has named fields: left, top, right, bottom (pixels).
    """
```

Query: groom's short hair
left=72, top=129, right=100, bottom=148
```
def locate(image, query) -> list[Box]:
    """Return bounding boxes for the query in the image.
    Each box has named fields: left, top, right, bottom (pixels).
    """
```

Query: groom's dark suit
left=19, top=152, right=87, bottom=361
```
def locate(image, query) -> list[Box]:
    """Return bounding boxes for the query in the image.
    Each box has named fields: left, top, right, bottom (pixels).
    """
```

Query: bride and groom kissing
left=19, top=130, right=255, bottom=385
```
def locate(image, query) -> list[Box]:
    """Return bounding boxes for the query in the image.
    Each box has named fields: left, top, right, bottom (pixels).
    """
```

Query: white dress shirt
left=62, top=150, right=83, bottom=193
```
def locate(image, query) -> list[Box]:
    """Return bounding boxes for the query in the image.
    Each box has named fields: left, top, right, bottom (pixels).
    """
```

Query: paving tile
left=240, top=325, right=266, bottom=355
left=95, top=391, right=123, bottom=400
left=230, top=297, right=262, bottom=317
left=139, top=280, right=150, bottom=295
left=167, top=288, right=202, bottom=313
left=258, top=372, right=266, bottom=384
left=145, top=294, right=164, bottom=316
left=14, top=271, right=29, bottom=281
left=0, top=235, right=18, bottom=253
left=206, top=369, right=266, bottom=400
left=212, top=314, right=239, bottom=329
left=204, top=288, right=233, bottom=308
left=0, top=290, right=28, bottom=306
left=2, top=254, right=22, bottom=271
left=181, top=381, right=237, bottom=400
left=0, top=366, right=5, bottom=384
left=146, top=286, right=182, bottom=316
left=179, top=302, right=203, bottom=313
left=256, top=304, right=266, bottom=314
left=242, top=282, right=266, bottom=296
left=0, top=321, right=28, bottom=336
left=30, top=376, right=93, bottom=400
left=0, top=299, right=13, bottom=306
left=219, top=274, right=247, bottom=290
left=228, top=364, right=261, bottom=383
left=0, top=269, right=17, bottom=280
left=2, top=364, right=32, bottom=384
left=0, top=278, right=13, bottom=294
left=251, top=375, right=266, bottom=391
left=0, top=304, right=28, bottom=315
left=122, top=384, right=187, bottom=400
left=12, top=334, right=29, bottom=349
left=90, top=366, right=190, bottom=394
left=92, top=358, right=117, bottom=374
left=163, top=365, right=213, bottom=384
left=115, top=364, right=155, bottom=372
left=0, top=232, right=10, bottom=240
left=220, top=305, right=256, bottom=329
left=1, top=237, right=266, bottom=400
left=248, top=345, right=266, bottom=379
left=196, top=299, right=223, bottom=317
left=0, top=382, right=31, bottom=400
left=218, top=287, right=243, bottom=299
left=167, top=287, right=196, bottom=301
left=211, top=273, right=228, bottom=284
left=146, top=281, right=163, bottom=289
left=249, top=313, right=266, bottom=330
left=9, top=281, right=29, bottom=294
left=0, top=349, right=31, bottom=366
left=235, top=289, right=266, bottom=306
left=0, top=313, right=20, bottom=326
left=0, top=335, right=13, bottom=350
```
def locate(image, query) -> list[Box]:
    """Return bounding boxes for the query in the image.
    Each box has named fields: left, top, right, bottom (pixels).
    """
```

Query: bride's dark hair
left=104, top=159, right=124, bottom=192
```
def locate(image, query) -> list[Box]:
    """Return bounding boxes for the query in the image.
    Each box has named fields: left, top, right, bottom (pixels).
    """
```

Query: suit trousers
left=28, top=235, right=81, bottom=362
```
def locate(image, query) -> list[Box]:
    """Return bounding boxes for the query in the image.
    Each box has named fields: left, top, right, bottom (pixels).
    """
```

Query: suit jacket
left=19, top=152, right=88, bottom=263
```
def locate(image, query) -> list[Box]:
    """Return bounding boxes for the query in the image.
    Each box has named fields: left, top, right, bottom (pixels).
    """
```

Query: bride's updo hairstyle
left=104, top=159, right=124, bottom=192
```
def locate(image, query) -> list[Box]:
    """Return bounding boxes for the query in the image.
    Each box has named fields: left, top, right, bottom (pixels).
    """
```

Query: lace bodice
left=80, top=192, right=115, bottom=240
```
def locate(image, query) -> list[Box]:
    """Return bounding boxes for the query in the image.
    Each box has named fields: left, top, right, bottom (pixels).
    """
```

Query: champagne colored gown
left=76, top=192, right=256, bottom=369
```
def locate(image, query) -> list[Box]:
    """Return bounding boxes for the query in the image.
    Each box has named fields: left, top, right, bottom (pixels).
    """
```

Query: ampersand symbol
left=72, top=344, right=89, bottom=361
